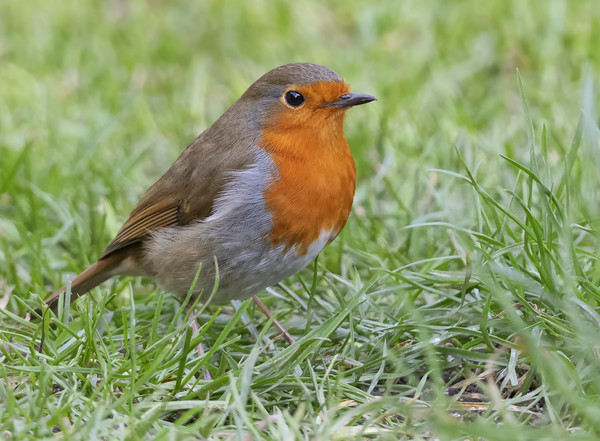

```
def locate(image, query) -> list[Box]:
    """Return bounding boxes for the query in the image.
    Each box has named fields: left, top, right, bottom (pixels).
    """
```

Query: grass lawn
left=2, top=0, right=600, bottom=439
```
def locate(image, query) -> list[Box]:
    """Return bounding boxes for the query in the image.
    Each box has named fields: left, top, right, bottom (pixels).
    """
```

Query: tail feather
left=43, top=257, right=121, bottom=314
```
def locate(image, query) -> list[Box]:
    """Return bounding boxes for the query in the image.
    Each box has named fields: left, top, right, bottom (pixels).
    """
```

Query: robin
left=43, top=63, right=376, bottom=342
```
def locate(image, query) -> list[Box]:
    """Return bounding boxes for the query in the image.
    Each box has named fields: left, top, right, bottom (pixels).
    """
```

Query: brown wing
left=100, top=197, right=181, bottom=258
left=98, top=120, right=259, bottom=260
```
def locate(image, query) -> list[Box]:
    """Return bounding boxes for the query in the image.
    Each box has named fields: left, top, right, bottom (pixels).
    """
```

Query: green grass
left=2, top=0, right=600, bottom=439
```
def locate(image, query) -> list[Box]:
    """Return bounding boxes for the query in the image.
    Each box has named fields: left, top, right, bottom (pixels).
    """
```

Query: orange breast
left=260, top=108, right=356, bottom=255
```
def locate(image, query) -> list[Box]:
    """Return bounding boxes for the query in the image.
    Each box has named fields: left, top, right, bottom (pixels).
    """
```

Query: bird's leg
left=187, top=305, right=212, bottom=381
left=252, top=295, right=295, bottom=345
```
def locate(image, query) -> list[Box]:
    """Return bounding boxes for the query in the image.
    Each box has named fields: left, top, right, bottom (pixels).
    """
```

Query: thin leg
left=252, top=295, right=295, bottom=345
left=188, top=307, right=212, bottom=381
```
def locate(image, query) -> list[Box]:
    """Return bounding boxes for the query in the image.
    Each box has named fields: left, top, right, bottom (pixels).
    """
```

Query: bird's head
left=237, top=63, right=376, bottom=150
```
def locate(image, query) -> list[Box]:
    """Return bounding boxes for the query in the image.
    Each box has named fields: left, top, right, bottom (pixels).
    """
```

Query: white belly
left=146, top=223, right=335, bottom=303
left=143, top=146, right=337, bottom=303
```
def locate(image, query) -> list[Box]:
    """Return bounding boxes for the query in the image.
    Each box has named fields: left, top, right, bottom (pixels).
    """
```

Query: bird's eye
left=284, top=90, right=305, bottom=107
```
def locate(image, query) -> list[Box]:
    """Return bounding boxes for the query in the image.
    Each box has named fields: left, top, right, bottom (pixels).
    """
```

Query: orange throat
left=260, top=110, right=356, bottom=255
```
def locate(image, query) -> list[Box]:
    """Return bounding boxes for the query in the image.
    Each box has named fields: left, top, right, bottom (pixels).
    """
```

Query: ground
left=2, top=1, right=600, bottom=440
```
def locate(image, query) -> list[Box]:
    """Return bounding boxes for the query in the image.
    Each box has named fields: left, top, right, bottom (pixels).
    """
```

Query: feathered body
left=44, top=63, right=374, bottom=310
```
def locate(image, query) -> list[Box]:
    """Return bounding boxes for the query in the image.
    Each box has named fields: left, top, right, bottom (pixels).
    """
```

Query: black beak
left=325, top=93, right=377, bottom=109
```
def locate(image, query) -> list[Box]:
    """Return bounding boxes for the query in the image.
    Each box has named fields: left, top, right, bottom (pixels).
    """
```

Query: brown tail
left=42, top=256, right=121, bottom=314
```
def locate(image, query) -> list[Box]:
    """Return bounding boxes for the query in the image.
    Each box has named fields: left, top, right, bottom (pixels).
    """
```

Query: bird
left=42, top=63, right=376, bottom=342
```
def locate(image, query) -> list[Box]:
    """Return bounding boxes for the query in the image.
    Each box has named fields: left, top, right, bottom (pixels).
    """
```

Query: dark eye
left=284, top=90, right=305, bottom=107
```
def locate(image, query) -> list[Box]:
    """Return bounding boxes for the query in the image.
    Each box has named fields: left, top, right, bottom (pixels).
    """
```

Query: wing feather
left=101, top=198, right=180, bottom=258
left=97, top=125, right=259, bottom=260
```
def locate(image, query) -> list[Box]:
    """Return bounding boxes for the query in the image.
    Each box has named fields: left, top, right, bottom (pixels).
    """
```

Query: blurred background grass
left=2, top=0, right=600, bottom=439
